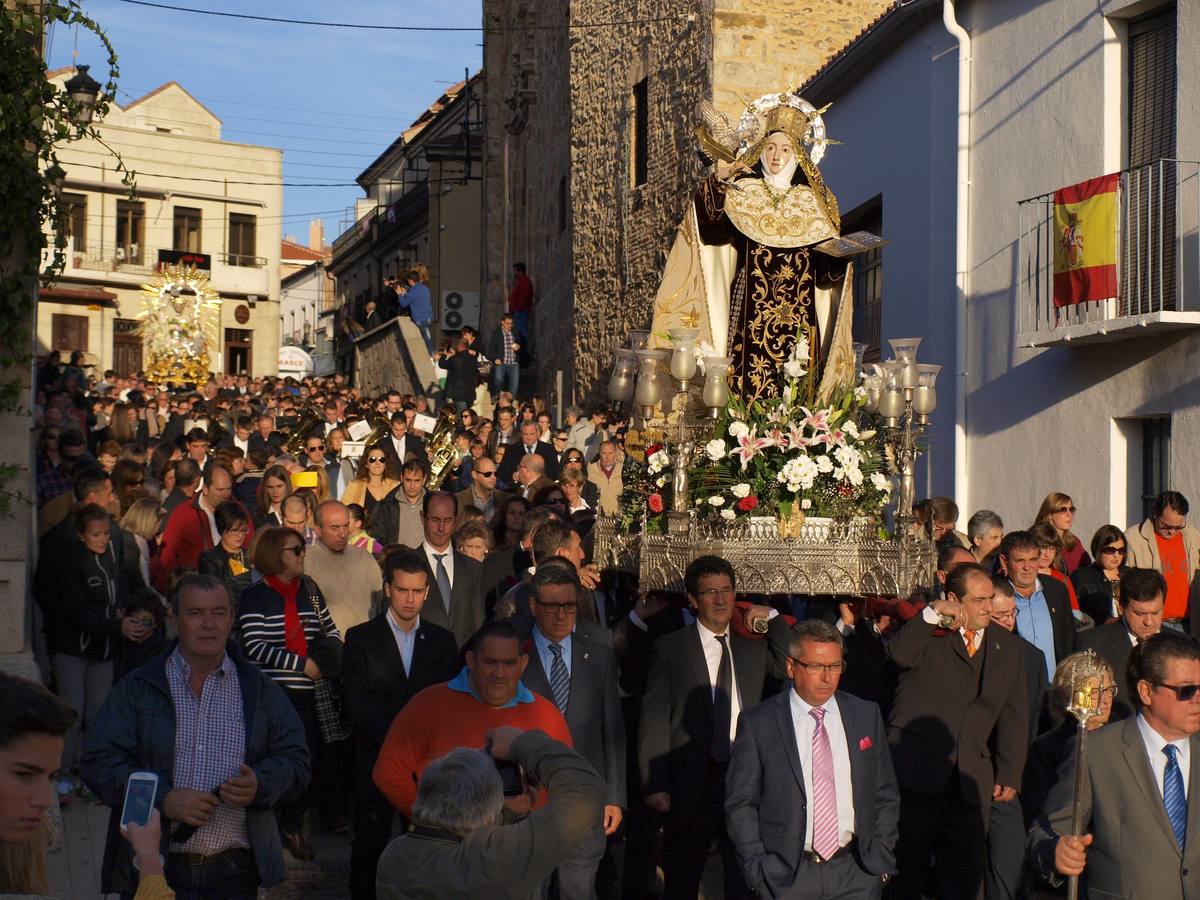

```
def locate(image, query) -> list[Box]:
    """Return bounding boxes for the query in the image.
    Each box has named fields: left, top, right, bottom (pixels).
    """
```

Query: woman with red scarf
left=238, top=526, right=340, bottom=861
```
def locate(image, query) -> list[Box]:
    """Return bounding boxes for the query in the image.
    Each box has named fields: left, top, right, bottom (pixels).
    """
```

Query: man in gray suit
left=416, top=491, right=483, bottom=648
left=512, top=559, right=625, bottom=899
left=1029, top=630, right=1200, bottom=899
left=726, top=619, right=899, bottom=899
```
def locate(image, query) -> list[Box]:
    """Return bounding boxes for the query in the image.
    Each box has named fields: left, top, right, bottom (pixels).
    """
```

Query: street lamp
left=64, top=65, right=102, bottom=125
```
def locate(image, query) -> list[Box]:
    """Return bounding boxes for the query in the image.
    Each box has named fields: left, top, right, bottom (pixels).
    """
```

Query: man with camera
left=376, top=725, right=605, bottom=899
left=372, top=619, right=572, bottom=818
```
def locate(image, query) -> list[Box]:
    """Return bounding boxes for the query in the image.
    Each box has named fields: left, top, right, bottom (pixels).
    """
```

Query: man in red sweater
left=373, top=619, right=571, bottom=817
left=157, top=464, right=252, bottom=589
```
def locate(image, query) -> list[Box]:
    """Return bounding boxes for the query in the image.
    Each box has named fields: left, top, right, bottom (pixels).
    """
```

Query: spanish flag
left=1053, top=173, right=1119, bottom=308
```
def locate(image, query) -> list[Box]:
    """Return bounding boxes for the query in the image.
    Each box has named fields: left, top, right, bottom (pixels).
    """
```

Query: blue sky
left=48, top=0, right=483, bottom=244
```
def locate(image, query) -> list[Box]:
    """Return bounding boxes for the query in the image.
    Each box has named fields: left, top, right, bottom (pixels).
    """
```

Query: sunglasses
left=1100, top=545, right=1126, bottom=556
left=476, top=470, right=497, bottom=478
left=1055, top=505, right=1077, bottom=514
left=1157, top=521, right=1186, bottom=535
left=307, top=444, right=325, bottom=452
left=1157, top=682, right=1200, bottom=702
left=283, top=545, right=306, bottom=556
left=366, top=456, right=386, bottom=464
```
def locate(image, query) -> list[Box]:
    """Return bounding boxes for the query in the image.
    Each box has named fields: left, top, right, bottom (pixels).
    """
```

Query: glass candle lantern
left=912, top=364, right=942, bottom=417
left=634, top=349, right=665, bottom=415
left=701, top=356, right=732, bottom=415
left=607, top=349, right=637, bottom=404
left=888, top=337, right=922, bottom=390
left=667, top=327, right=700, bottom=384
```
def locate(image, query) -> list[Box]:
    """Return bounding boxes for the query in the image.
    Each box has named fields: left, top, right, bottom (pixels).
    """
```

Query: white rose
left=708, top=495, right=725, bottom=507
left=815, top=455, right=834, bottom=474
left=705, top=439, right=726, bottom=461
left=728, top=420, right=750, bottom=439
left=847, top=466, right=864, bottom=486
left=720, top=508, right=737, bottom=521
left=731, top=483, right=751, bottom=498
left=802, top=498, right=812, bottom=510
left=843, top=420, right=859, bottom=439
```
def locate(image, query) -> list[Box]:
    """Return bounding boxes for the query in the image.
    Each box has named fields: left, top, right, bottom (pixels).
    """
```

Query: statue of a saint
left=650, top=93, right=857, bottom=406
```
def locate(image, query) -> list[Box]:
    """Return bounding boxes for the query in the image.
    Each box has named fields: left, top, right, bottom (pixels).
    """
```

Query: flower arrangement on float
left=620, top=331, right=892, bottom=535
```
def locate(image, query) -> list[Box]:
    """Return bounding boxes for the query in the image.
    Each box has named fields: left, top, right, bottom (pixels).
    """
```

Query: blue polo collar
left=446, top=667, right=535, bottom=708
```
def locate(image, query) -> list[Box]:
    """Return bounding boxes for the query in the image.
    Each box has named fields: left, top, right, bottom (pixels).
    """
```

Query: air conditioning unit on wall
left=440, top=290, right=480, bottom=331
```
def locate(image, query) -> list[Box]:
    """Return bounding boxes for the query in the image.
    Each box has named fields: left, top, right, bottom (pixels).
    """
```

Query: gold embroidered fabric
left=724, top=182, right=839, bottom=249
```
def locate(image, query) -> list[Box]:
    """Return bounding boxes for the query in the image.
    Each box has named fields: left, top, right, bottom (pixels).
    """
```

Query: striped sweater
left=238, top=576, right=340, bottom=692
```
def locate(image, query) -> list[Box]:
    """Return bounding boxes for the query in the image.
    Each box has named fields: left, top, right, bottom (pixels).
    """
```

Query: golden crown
left=762, top=105, right=811, bottom=146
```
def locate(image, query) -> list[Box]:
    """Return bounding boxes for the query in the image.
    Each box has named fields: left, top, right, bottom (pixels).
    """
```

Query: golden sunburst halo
left=137, top=264, right=222, bottom=385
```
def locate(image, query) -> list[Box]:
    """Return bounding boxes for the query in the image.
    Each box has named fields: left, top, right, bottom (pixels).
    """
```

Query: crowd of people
left=5, top=351, right=1200, bottom=900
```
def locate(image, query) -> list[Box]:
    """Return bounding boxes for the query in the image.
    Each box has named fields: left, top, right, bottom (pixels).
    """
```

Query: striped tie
left=1164, top=744, right=1187, bottom=848
left=548, top=642, right=570, bottom=715
left=809, top=707, right=840, bottom=859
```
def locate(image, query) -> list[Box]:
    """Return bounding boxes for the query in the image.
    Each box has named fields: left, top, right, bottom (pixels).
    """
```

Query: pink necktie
left=810, top=707, right=840, bottom=858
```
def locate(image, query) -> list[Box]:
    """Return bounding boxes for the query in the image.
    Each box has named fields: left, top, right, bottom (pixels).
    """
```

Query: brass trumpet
left=425, top=412, right=460, bottom=491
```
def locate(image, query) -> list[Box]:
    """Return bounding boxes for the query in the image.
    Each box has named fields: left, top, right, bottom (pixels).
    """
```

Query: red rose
left=646, top=443, right=663, bottom=457
left=737, top=496, right=758, bottom=512
left=648, top=493, right=665, bottom=513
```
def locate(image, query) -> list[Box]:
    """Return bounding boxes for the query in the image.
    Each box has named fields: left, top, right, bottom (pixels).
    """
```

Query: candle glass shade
left=701, top=357, right=732, bottom=413
left=911, top=363, right=942, bottom=416
left=628, top=330, right=651, bottom=352
left=633, top=349, right=669, bottom=413
left=852, top=342, right=867, bottom=374
left=668, top=328, right=700, bottom=384
left=607, top=350, right=638, bottom=403
left=878, top=387, right=906, bottom=420
left=1064, top=650, right=1107, bottom=723
left=861, top=364, right=883, bottom=414
left=889, top=337, right=922, bottom=389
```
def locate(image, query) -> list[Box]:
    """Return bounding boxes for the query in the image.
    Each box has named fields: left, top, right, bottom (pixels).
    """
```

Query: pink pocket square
left=859, top=736, right=873, bottom=751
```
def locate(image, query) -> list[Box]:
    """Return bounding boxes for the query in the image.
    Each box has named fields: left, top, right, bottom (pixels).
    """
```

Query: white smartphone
left=120, top=771, right=159, bottom=829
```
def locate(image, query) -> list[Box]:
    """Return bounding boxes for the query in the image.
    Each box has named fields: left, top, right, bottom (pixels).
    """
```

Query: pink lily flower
left=799, top=406, right=830, bottom=432
left=787, top=423, right=811, bottom=451
left=731, top=427, right=773, bottom=469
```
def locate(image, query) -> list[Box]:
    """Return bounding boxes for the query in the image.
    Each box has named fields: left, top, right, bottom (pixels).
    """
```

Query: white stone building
left=803, top=0, right=1198, bottom=541
left=41, top=71, right=283, bottom=378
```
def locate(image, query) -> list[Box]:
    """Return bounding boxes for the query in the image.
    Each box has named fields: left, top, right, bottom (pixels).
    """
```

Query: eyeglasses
left=1156, top=682, right=1200, bottom=701
left=476, top=470, right=497, bottom=478
left=1157, top=521, right=1187, bottom=535
left=129, top=615, right=157, bottom=628
left=992, top=608, right=1020, bottom=620
left=695, top=587, right=735, bottom=600
left=366, top=456, right=386, bottom=464
left=1055, top=505, right=1077, bottom=514
left=1100, top=545, right=1126, bottom=556
left=283, top=545, right=306, bottom=556
left=788, top=659, right=847, bottom=675
left=534, top=600, right=578, bottom=614
left=307, top=444, right=325, bottom=452
left=554, top=435, right=567, bottom=441
left=128, top=478, right=144, bottom=487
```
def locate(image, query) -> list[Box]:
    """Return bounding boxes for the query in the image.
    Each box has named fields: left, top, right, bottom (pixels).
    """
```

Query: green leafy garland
left=0, top=1, right=130, bottom=513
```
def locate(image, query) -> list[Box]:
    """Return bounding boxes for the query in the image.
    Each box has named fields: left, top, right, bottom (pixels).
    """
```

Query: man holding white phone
left=83, top=573, right=310, bottom=900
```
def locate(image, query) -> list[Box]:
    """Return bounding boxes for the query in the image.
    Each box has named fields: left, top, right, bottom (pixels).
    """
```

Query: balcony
left=218, top=252, right=268, bottom=268
left=72, top=245, right=155, bottom=276
left=1017, top=160, right=1200, bottom=348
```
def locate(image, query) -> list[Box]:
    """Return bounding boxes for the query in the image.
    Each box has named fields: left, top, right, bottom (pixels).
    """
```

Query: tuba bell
left=284, top=401, right=325, bottom=457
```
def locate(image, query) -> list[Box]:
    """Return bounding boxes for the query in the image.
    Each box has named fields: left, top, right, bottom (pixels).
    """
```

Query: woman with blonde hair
left=340, top=442, right=400, bottom=519
left=1035, top=491, right=1091, bottom=575
left=120, top=498, right=164, bottom=592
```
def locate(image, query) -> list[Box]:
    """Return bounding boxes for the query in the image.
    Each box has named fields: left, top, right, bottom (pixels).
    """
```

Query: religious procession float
left=595, top=90, right=937, bottom=599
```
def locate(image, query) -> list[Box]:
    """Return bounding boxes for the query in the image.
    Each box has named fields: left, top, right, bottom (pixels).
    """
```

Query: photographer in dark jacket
left=442, top=338, right=480, bottom=414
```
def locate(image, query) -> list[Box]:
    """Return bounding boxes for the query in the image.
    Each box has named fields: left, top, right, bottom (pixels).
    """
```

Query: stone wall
left=483, top=0, right=892, bottom=406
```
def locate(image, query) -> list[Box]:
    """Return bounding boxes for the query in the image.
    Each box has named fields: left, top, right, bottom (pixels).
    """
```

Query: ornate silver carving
left=594, top=515, right=935, bottom=597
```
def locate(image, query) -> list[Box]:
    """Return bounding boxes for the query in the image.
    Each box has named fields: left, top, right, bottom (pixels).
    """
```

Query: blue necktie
left=433, top=553, right=451, bottom=612
left=1164, top=744, right=1188, bottom=848
left=548, top=643, right=570, bottom=715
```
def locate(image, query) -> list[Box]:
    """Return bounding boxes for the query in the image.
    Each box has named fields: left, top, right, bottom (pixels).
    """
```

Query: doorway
left=224, top=328, right=252, bottom=375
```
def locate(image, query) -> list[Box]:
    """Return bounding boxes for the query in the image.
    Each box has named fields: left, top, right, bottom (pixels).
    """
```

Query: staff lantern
left=1063, top=649, right=1106, bottom=900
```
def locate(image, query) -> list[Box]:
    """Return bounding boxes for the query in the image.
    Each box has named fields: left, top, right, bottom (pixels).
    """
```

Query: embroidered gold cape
left=650, top=174, right=856, bottom=407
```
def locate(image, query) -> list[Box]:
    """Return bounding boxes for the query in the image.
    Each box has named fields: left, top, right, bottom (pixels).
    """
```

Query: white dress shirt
left=421, top=541, right=455, bottom=589
left=386, top=611, right=420, bottom=677
left=696, top=620, right=741, bottom=746
left=789, top=691, right=856, bottom=851
left=1137, top=712, right=1191, bottom=800
left=233, top=435, right=249, bottom=455
left=391, top=435, right=408, bottom=460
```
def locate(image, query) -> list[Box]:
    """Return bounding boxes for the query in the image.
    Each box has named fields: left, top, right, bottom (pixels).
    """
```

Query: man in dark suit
left=1076, top=566, right=1171, bottom=722
left=639, top=555, right=791, bottom=899
left=512, top=559, right=625, bottom=898
left=1001, top=530, right=1075, bottom=683
left=341, top=552, right=459, bottom=900
left=496, top=420, right=560, bottom=484
left=726, top=618, right=899, bottom=898
left=1028, top=630, right=1200, bottom=899
left=381, top=412, right=427, bottom=473
left=986, top=578, right=1049, bottom=900
left=248, top=412, right=284, bottom=456
left=886, top=562, right=1029, bottom=900
left=416, top=491, right=483, bottom=648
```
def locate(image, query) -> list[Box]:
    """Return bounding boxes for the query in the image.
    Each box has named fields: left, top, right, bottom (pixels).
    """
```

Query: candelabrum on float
left=1062, top=649, right=1108, bottom=900
left=862, top=337, right=941, bottom=535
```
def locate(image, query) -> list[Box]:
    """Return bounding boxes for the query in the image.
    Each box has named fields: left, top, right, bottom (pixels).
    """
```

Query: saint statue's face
left=762, top=132, right=796, bottom=176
